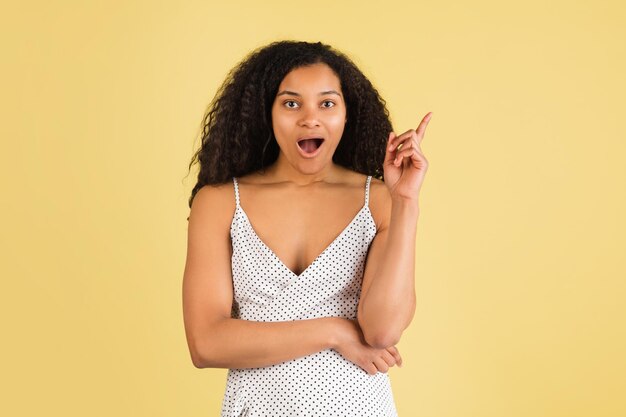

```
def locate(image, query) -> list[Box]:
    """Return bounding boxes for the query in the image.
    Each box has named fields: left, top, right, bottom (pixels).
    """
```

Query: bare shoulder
left=188, top=180, right=237, bottom=233
left=368, top=176, right=392, bottom=232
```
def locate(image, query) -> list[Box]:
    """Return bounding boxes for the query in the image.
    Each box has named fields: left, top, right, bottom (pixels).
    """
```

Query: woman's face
left=271, top=63, right=347, bottom=168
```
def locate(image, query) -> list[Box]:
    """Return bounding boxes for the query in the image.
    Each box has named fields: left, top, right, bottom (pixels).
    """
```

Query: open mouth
left=297, top=138, right=324, bottom=154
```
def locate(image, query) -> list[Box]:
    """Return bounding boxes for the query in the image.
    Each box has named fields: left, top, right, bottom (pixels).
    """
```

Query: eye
left=282, top=100, right=336, bottom=109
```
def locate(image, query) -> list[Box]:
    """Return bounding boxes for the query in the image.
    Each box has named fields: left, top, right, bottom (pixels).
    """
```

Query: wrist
left=391, top=195, right=420, bottom=210
left=327, top=317, right=345, bottom=349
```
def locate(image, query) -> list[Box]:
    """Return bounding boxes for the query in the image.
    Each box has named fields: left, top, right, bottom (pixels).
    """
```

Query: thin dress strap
left=232, top=177, right=240, bottom=208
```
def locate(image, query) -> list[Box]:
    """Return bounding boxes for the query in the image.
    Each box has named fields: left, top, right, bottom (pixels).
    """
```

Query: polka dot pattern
left=220, top=175, right=399, bottom=417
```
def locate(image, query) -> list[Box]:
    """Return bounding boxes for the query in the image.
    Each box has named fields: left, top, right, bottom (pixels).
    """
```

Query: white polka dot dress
left=220, top=175, right=399, bottom=417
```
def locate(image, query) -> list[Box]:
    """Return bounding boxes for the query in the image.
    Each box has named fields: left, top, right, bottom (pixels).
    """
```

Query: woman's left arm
left=357, top=198, right=419, bottom=349
left=357, top=112, right=432, bottom=349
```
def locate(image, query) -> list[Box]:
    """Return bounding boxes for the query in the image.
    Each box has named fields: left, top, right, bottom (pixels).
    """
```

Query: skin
left=267, top=62, right=348, bottom=184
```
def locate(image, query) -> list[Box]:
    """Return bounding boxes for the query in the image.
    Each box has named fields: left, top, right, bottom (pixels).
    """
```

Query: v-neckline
left=236, top=204, right=371, bottom=279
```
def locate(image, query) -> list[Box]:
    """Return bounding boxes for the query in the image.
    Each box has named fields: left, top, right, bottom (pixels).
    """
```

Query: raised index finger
left=415, top=112, right=433, bottom=143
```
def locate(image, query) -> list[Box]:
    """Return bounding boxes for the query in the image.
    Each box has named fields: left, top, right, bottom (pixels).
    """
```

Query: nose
left=298, top=106, right=321, bottom=128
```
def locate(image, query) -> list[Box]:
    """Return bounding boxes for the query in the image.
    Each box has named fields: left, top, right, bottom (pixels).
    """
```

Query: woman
left=182, top=40, right=431, bottom=416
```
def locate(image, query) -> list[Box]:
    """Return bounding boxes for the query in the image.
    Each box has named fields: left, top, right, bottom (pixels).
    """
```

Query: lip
left=298, top=134, right=325, bottom=141
left=296, top=138, right=324, bottom=159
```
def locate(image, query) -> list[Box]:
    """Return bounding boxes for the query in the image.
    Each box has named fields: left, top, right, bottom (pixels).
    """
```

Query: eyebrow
left=276, top=90, right=342, bottom=98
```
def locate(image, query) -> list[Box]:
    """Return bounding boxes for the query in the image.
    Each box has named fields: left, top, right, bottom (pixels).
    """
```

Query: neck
left=261, top=152, right=346, bottom=186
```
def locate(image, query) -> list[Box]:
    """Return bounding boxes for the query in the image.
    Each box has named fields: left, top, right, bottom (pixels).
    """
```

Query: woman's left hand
left=383, top=112, right=432, bottom=201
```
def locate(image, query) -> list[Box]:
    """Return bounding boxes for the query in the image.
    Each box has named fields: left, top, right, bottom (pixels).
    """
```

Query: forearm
left=198, top=317, right=339, bottom=369
left=360, top=198, right=419, bottom=346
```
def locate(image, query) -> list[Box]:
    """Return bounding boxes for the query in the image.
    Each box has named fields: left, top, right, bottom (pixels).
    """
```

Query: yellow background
left=2, top=0, right=625, bottom=416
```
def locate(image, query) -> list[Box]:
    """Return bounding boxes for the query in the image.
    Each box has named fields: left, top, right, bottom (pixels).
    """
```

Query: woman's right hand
left=332, top=318, right=403, bottom=375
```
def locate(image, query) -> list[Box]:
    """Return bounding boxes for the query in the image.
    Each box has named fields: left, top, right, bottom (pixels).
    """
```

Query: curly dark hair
left=186, top=40, right=394, bottom=209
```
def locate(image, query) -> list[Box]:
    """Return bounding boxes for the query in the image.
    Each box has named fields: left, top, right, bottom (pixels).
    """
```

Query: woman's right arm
left=182, top=184, right=340, bottom=369
left=182, top=184, right=402, bottom=373
left=199, top=317, right=340, bottom=369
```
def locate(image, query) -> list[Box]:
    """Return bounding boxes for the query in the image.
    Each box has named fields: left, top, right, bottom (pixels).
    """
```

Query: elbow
left=188, top=319, right=230, bottom=369
left=358, top=311, right=401, bottom=349
left=191, top=354, right=207, bottom=369
left=364, top=331, right=401, bottom=349
left=190, top=348, right=207, bottom=369
left=189, top=340, right=212, bottom=369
